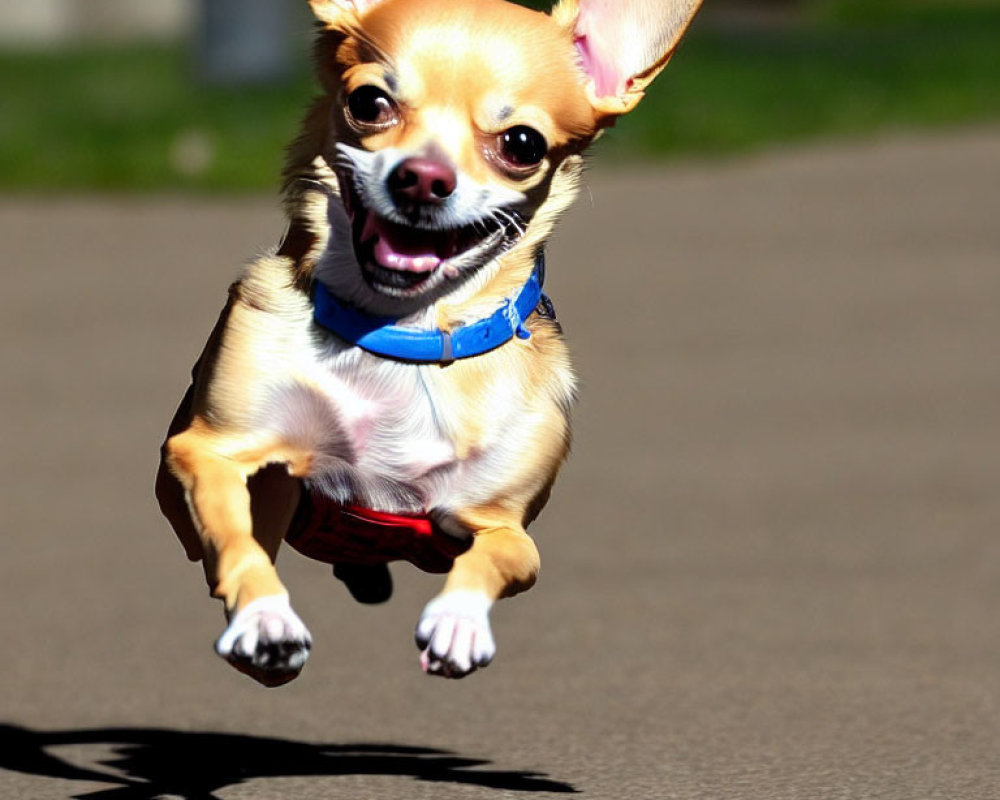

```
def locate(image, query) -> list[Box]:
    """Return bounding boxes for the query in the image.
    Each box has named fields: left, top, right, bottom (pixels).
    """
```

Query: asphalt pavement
left=2, top=128, right=999, bottom=799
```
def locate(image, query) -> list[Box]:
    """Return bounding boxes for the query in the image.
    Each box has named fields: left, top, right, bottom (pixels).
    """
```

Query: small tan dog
left=156, top=0, right=702, bottom=686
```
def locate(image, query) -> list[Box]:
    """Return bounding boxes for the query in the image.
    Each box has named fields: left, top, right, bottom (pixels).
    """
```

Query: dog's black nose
left=388, top=157, right=457, bottom=204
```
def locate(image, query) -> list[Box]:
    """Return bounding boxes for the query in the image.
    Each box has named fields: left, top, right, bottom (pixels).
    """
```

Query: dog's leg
left=165, top=428, right=312, bottom=687
left=155, top=382, right=208, bottom=562
left=416, top=523, right=539, bottom=678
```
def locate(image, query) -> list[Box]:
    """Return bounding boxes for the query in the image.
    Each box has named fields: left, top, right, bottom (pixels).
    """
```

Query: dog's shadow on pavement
left=0, top=723, right=578, bottom=798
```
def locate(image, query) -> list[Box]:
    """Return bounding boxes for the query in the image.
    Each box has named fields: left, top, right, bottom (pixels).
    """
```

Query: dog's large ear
left=308, top=0, right=386, bottom=29
left=553, top=0, right=703, bottom=120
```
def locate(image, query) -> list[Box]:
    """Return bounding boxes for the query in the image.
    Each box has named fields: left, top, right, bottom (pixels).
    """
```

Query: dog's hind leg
left=416, top=518, right=540, bottom=679
left=165, top=426, right=312, bottom=687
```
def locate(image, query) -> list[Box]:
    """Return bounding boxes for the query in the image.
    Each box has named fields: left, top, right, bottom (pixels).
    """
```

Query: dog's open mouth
left=341, top=181, right=509, bottom=295
left=356, top=212, right=491, bottom=291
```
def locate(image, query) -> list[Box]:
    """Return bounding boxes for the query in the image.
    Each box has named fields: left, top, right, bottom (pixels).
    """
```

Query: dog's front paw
left=415, top=591, right=495, bottom=679
left=215, top=595, right=312, bottom=687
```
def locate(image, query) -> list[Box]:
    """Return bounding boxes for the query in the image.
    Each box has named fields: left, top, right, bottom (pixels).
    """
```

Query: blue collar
left=312, top=253, right=547, bottom=364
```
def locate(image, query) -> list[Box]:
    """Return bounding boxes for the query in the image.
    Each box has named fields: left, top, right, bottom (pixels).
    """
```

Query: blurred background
left=2, top=0, right=999, bottom=191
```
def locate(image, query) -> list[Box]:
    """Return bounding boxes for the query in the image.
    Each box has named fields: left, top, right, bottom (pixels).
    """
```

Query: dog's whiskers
left=490, top=208, right=527, bottom=242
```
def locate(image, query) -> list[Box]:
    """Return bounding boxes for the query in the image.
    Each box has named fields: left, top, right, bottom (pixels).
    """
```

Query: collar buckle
left=440, top=330, right=455, bottom=364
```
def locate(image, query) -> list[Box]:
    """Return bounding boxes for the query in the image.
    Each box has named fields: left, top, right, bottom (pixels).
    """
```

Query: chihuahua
left=156, top=0, right=703, bottom=686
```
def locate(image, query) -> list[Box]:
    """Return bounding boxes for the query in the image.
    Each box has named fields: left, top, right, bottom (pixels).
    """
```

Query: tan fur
left=158, top=0, right=702, bottom=684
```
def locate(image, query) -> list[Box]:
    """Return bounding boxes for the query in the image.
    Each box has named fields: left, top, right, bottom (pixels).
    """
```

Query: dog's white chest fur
left=281, top=343, right=463, bottom=513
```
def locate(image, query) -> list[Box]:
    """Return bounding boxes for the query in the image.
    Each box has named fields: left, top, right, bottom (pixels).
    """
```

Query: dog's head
left=293, top=0, right=702, bottom=316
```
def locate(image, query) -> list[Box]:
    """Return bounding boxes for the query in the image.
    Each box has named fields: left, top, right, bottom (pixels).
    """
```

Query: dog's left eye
left=346, top=85, right=399, bottom=128
left=498, top=126, right=547, bottom=169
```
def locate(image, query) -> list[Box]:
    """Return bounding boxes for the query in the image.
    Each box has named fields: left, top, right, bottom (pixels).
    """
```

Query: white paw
left=215, top=595, right=312, bottom=686
left=415, top=591, right=495, bottom=679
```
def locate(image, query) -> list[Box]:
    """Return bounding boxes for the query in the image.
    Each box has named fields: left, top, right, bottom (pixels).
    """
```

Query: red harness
left=285, top=491, right=470, bottom=574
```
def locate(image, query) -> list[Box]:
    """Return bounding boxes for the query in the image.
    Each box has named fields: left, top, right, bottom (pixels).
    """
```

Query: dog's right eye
left=497, top=126, right=548, bottom=171
left=346, top=85, right=399, bottom=129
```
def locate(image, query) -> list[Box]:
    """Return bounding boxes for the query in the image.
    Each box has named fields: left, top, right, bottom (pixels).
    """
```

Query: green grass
left=0, top=46, right=314, bottom=191
left=1, top=3, right=999, bottom=192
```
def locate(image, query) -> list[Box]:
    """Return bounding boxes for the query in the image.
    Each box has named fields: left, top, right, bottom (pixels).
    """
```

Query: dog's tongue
left=362, top=213, right=445, bottom=273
